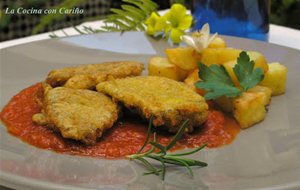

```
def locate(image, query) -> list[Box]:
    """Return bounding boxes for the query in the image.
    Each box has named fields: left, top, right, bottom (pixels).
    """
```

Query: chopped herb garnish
left=234, top=51, right=265, bottom=91
left=195, top=51, right=264, bottom=100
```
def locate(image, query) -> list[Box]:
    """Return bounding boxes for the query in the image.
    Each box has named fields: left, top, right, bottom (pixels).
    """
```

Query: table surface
left=0, top=21, right=300, bottom=50
left=0, top=13, right=299, bottom=190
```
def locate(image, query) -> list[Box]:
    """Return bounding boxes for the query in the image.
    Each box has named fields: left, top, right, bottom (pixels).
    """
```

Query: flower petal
left=165, top=4, right=187, bottom=27
left=155, top=16, right=168, bottom=31
left=208, top=32, right=218, bottom=45
left=200, top=23, right=210, bottom=42
left=145, top=12, right=160, bottom=27
left=164, top=25, right=172, bottom=39
left=170, top=28, right=185, bottom=43
left=177, top=15, right=193, bottom=30
left=201, top=23, right=210, bottom=34
left=145, top=12, right=161, bottom=35
left=146, top=27, right=155, bottom=35
left=181, top=35, right=197, bottom=48
left=170, top=4, right=187, bottom=19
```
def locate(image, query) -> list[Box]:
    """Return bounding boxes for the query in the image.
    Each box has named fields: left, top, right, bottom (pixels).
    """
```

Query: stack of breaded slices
left=33, top=61, right=208, bottom=145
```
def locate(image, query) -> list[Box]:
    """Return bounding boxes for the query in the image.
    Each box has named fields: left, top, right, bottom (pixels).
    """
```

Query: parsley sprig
left=126, top=117, right=207, bottom=180
left=195, top=51, right=265, bottom=100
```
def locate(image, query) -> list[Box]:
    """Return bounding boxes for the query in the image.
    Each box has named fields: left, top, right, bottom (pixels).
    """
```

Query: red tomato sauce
left=0, top=83, right=240, bottom=159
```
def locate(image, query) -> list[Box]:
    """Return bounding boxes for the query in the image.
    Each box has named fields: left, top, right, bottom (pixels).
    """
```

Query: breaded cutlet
left=32, top=85, right=119, bottom=145
left=96, top=76, right=208, bottom=133
left=46, top=61, right=144, bottom=89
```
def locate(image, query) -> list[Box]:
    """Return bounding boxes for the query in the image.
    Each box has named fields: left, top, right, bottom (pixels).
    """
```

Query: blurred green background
left=0, top=0, right=299, bottom=41
left=270, top=0, right=299, bottom=29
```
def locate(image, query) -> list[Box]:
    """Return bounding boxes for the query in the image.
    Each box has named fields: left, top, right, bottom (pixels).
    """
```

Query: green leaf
left=101, top=26, right=122, bottom=32
left=156, top=157, right=166, bottom=180
left=233, top=51, right=265, bottom=91
left=137, top=157, right=159, bottom=175
left=174, top=157, right=208, bottom=167
left=109, top=9, right=141, bottom=26
left=73, top=26, right=86, bottom=34
left=83, top=26, right=102, bottom=33
left=103, top=0, right=157, bottom=32
left=143, top=132, right=157, bottom=155
left=143, top=0, right=159, bottom=10
left=49, top=33, right=58, bottom=38
left=198, top=63, right=235, bottom=86
left=165, top=119, right=189, bottom=151
left=121, top=5, right=146, bottom=19
left=171, top=157, right=193, bottom=177
left=107, top=19, right=132, bottom=31
left=59, top=29, right=67, bottom=36
left=143, top=170, right=160, bottom=176
left=149, top=141, right=167, bottom=155
left=138, top=116, right=153, bottom=153
left=168, top=144, right=207, bottom=157
left=123, top=0, right=157, bottom=13
left=107, top=15, right=136, bottom=29
left=196, top=63, right=241, bottom=100
left=196, top=81, right=242, bottom=100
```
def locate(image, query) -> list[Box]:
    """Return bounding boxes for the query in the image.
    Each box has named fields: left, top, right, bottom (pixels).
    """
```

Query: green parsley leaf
left=233, top=51, right=264, bottom=91
left=195, top=63, right=241, bottom=100
left=195, top=51, right=265, bottom=100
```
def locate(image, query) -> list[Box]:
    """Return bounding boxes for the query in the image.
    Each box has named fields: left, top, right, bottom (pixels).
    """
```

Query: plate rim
left=1, top=31, right=300, bottom=190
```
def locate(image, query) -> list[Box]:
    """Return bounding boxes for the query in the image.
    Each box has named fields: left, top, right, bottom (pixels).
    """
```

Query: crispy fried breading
left=32, top=86, right=119, bottom=145
left=96, top=76, right=208, bottom=133
left=46, top=61, right=144, bottom=89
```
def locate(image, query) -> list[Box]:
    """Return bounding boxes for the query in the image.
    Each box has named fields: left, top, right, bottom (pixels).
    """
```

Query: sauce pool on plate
left=0, top=83, right=240, bottom=158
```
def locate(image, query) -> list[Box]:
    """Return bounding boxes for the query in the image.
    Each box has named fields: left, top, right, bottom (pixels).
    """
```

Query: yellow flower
left=145, top=12, right=166, bottom=35
left=163, top=4, right=192, bottom=43
left=145, top=4, right=192, bottom=43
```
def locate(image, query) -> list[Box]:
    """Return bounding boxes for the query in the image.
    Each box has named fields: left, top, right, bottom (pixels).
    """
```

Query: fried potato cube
left=233, top=91, right=267, bottom=129
left=259, top=62, right=287, bottom=95
left=200, top=48, right=241, bottom=66
left=165, top=47, right=201, bottom=70
left=200, top=48, right=268, bottom=74
left=184, top=69, right=206, bottom=95
left=148, top=57, right=188, bottom=81
left=216, top=86, right=271, bottom=111
left=247, top=51, right=269, bottom=73
left=215, top=86, right=271, bottom=128
left=248, top=85, right=272, bottom=106
left=208, top=37, right=226, bottom=48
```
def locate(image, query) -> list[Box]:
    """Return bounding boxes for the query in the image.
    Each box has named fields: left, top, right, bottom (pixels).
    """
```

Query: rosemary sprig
left=126, top=118, right=207, bottom=180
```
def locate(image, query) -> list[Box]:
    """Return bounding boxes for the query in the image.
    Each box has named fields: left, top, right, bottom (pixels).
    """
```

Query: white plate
left=1, top=32, right=300, bottom=190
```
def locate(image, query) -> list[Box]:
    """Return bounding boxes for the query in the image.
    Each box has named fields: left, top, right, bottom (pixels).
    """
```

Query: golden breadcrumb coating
left=97, top=76, right=208, bottom=133
left=32, top=86, right=119, bottom=145
left=46, top=61, right=144, bottom=89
